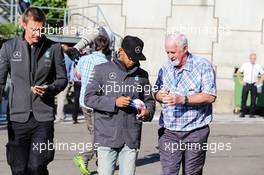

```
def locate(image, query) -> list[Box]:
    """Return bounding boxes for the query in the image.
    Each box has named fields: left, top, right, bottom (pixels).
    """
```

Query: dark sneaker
left=239, top=114, right=245, bottom=118
left=249, top=115, right=256, bottom=118
left=73, top=121, right=79, bottom=124
left=73, top=155, right=90, bottom=175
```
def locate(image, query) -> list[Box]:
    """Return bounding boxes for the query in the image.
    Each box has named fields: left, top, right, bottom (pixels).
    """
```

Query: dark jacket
left=84, top=59, right=155, bottom=149
left=0, top=34, right=67, bottom=122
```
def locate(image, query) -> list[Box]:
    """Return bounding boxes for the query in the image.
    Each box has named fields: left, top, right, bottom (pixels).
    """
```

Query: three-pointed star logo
left=13, top=51, right=21, bottom=58
left=135, top=46, right=141, bottom=54
left=109, top=72, right=117, bottom=80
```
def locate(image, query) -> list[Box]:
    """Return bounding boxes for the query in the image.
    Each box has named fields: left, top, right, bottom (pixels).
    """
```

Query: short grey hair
left=165, top=32, right=188, bottom=49
left=250, top=52, right=256, bottom=57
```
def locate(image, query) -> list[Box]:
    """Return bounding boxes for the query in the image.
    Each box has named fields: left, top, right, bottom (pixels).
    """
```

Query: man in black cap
left=84, top=35, right=155, bottom=175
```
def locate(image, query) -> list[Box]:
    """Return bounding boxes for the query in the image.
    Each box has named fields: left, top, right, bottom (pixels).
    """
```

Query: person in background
left=237, top=53, right=264, bottom=118
left=18, top=0, right=31, bottom=14
left=69, top=60, right=81, bottom=124
left=73, top=35, right=110, bottom=175
left=70, top=47, right=89, bottom=124
left=55, top=44, right=73, bottom=122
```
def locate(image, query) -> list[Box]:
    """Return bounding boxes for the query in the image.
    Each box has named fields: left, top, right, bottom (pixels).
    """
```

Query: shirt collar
left=92, top=51, right=106, bottom=58
left=182, top=52, right=193, bottom=72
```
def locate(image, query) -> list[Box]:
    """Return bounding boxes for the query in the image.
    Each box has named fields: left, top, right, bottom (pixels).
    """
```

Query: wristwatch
left=184, top=96, right=189, bottom=105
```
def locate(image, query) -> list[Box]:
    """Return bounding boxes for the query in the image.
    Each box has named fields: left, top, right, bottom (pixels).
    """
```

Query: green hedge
left=0, top=23, right=19, bottom=40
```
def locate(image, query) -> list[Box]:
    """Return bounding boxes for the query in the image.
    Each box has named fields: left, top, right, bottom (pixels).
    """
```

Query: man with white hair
left=154, top=32, right=217, bottom=175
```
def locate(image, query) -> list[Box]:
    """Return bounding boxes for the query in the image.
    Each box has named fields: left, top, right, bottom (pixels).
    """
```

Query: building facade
left=67, top=0, right=264, bottom=113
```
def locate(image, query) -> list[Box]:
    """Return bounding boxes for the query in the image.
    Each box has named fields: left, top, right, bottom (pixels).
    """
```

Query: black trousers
left=241, top=83, right=257, bottom=115
left=72, top=81, right=81, bottom=122
left=6, top=113, right=54, bottom=175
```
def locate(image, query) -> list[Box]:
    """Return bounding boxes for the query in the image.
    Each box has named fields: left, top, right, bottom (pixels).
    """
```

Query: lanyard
left=171, top=69, right=184, bottom=93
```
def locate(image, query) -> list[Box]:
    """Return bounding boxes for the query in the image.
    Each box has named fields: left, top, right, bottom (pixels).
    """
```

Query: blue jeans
left=97, top=145, right=138, bottom=175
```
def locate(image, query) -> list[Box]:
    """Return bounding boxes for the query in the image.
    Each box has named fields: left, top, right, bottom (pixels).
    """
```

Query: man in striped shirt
left=154, top=33, right=217, bottom=175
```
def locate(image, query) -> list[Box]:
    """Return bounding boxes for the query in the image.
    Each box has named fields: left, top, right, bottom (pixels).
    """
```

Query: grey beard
left=171, top=59, right=180, bottom=66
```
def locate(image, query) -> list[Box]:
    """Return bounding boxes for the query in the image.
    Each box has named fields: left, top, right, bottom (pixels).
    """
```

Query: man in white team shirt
left=237, top=53, right=264, bottom=118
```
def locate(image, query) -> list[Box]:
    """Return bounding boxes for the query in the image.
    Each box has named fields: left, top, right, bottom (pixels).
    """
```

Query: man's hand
left=155, top=88, right=170, bottom=102
left=254, top=80, right=262, bottom=86
left=31, top=85, right=48, bottom=97
left=115, top=96, right=132, bottom=108
left=239, top=80, right=246, bottom=86
left=162, top=93, right=185, bottom=106
left=136, top=108, right=150, bottom=121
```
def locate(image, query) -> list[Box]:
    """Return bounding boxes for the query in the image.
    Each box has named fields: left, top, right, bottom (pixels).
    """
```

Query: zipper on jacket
left=29, top=72, right=33, bottom=112
left=28, top=44, right=33, bottom=112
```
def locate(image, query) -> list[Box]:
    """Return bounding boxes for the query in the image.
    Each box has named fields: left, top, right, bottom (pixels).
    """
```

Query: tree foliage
left=32, top=0, right=67, bottom=27
left=0, top=23, right=19, bottom=39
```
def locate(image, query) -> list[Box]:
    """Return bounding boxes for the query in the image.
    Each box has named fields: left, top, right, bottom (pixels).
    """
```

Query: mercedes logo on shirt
left=13, top=51, right=21, bottom=59
left=12, top=51, right=22, bottom=62
left=109, top=72, right=117, bottom=80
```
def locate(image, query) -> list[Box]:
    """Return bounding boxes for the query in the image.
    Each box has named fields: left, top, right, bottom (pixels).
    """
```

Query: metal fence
left=0, top=2, right=121, bottom=37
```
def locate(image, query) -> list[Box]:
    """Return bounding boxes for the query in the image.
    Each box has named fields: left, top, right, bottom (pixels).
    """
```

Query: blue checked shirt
left=76, top=52, right=108, bottom=108
left=155, top=53, right=217, bottom=131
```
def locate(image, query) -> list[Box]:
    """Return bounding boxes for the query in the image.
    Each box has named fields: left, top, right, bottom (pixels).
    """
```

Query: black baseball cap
left=121, top=35, right=146, bottom=61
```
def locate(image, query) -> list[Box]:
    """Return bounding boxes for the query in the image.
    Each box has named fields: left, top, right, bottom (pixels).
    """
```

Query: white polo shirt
left=238, top=62, right=264, bottom=84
